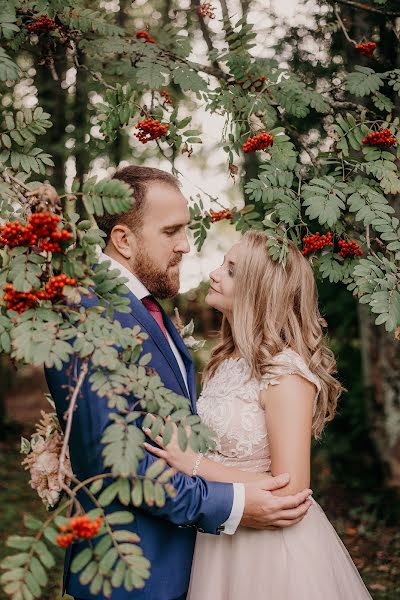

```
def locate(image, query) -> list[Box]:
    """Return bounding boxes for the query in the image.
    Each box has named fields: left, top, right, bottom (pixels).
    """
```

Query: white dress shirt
left=98, top=252, right=245, bottom=534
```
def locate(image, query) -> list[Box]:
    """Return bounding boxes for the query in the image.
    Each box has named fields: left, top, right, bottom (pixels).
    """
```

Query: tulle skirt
left=187, top=499, right=372, bottom=600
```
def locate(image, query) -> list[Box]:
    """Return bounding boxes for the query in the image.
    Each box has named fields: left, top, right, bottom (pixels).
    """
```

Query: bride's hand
left=143, top=420, right=198, bottom=477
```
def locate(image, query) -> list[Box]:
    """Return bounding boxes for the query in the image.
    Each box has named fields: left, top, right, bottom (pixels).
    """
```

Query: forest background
left=0, top=0, right=399, bottom=598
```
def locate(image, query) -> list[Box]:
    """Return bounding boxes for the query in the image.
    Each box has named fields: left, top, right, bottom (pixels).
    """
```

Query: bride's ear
left=109, top=224, right=136, bottom=259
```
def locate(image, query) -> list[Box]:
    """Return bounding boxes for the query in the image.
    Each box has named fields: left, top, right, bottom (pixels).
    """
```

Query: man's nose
left=175, top=233, right=190, bottom=254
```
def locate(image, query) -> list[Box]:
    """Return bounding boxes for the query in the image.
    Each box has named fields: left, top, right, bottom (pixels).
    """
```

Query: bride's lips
left=208, top=286, right=220, bottom=294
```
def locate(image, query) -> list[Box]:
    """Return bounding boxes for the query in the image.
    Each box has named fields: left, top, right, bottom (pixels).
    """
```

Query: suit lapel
left=124, top=292, right=190, bottom=402
left=161, top=308, right=197, bottom=412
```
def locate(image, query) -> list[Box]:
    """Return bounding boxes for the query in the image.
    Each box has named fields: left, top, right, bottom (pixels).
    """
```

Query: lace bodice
left=197, top=349, right=321, bottom=473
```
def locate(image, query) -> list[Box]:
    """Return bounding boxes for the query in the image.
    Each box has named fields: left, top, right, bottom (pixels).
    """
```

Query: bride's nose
left=209, top=268, right=219, bottom=282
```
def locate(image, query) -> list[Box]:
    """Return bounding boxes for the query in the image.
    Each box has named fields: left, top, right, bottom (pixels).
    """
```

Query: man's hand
left=241, top=473, right=312, bottom=529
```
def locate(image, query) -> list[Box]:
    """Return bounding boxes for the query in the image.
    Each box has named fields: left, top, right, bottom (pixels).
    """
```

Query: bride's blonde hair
left=203, top=230, right=343, bottom=438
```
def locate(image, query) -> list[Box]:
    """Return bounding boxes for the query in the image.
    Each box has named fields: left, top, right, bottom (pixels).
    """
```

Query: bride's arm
left=261, top=374, right=315, bottom=497
left=143, top=429, right=268, bottom=484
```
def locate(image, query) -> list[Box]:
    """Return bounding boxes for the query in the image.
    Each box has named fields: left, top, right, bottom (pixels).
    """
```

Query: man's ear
left=109, top=225, right=136, bottom=259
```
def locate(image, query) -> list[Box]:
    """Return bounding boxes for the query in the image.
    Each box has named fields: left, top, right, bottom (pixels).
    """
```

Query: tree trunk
left=358, top=309, right=400, bottom=486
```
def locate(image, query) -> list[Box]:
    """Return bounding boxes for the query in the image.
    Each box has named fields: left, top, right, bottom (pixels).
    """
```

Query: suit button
left=197, top=528, right=205, bottom=533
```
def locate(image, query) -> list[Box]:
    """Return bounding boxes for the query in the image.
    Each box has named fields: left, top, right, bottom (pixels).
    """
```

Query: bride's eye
left=228, top=268, right=234, bottom=277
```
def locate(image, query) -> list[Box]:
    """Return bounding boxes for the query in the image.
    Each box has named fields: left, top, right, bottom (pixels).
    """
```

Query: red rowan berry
left=198, top=3, right=216, bottom=19
left=135, top=118, right=169, bottom=143
left=56, top=515, right=102, bottom=548
left=362, top=128, right=396, bottom=149
left=301, top=232, right=334, bottom=256
left=242, top=132, right=273, bottom=153
left=26, top=16, right=59, bottom=34
left=337, top=239, right=363, bottom=258
left=160, top=90, right=173, bottom=105
left=355, top=42, right=376, bottom=59
left=56, top=533, right=74, bottom=548
left=209, top=209, right=234, bottom=223
left=136, top=30, right=155, bottom=43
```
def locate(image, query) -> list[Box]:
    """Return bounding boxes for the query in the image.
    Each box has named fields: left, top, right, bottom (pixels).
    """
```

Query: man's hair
left=95, top=165, right=181, bottom=242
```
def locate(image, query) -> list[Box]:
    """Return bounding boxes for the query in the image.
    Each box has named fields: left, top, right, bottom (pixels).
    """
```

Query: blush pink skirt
left=188, top=499, right=372, bottom=600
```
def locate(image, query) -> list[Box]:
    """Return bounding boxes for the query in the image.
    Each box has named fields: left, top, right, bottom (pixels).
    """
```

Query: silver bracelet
left=192, top=452, right=204, bottom=477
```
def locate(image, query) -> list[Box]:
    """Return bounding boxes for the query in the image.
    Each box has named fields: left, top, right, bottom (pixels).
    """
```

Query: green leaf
left=106, top=511, right=134, bottom=525
left=345, top=66, right=384, bottom=97
left=0, top=47, right=20, bottom=81
left=79, top=560, right=98, bottom=586
left=71, top=548, right=93, bottom=574
left=30, top=556, right=47, bottom=587
left=98, top=482, right=120, bottom=507
left=131, top=480, right=143, bottom=507
left=99, top=548, right=118, bottom=575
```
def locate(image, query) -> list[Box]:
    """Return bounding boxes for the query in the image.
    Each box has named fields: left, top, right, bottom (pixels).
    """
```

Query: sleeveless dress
left=187, top=349, right=372, bottom=600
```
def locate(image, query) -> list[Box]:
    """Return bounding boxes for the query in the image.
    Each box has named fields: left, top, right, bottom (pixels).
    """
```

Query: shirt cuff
left=220, top=483, right=245, bottom=535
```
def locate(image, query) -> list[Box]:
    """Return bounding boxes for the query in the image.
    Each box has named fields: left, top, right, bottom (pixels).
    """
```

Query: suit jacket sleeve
left=45, top=360, right=234, bottom=535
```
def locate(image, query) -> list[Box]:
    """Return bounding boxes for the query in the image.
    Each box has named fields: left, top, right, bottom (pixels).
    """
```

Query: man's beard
left=133, top=246, right=182, bottom=299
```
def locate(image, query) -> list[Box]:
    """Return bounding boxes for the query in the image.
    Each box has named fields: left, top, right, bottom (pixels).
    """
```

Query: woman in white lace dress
left=145, top=230, right=373, bottom=599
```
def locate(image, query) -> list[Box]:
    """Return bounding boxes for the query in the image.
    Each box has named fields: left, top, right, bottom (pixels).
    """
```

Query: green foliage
left=0, top=47, right=20, bottom=81
left=345, top=66, right=384, bottom=97
left=81, top=177, right=134, bottom=217
left=302, top=177, right=348, bottom=227
left=96, top=84, right=139, bottom=140
left=1, top=524, right=56, bottom=600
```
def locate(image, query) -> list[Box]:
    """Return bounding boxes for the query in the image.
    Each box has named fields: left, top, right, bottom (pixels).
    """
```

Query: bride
left=144, top=230, right=372, bottom=599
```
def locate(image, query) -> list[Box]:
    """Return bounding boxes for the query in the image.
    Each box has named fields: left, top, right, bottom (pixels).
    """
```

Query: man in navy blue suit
left=45, top=165, right=312, bottom=600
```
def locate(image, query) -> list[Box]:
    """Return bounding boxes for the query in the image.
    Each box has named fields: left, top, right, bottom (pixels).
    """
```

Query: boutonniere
left=174, top=307, right=205, bottom=352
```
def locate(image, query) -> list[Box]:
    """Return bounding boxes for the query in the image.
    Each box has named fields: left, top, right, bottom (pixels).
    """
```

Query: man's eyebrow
left=161, top=222, right=188, bottom=231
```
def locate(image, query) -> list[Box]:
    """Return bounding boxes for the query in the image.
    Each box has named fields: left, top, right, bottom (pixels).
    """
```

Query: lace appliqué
left=197, top=350, right=321, bottom=473
left=197, top=358, right=270, bottom=472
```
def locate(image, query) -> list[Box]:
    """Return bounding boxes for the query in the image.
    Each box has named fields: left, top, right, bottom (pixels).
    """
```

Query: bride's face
left=205, top=242, right=243, bottom=316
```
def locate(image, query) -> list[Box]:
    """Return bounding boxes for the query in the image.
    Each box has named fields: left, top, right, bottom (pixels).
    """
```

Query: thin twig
left=2, top=170, right=31, bottom=192
left=332, top=0, right=400, bottom=18
left=334, top=6, right=357, bottom=45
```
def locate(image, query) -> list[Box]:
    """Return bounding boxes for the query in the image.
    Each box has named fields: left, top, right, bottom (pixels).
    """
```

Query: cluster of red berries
left=362, top=128, right=397, bottom=149
left=209, top=209, right=234, bottom=223
left=160, top=90, right=173, bottom=105
left=301, top=232, right=334, bottom=256
left=56, top=516, right=102, bottom=549
left=0, top=213, right=72, bottom=253
left=338, top=239, right=363, bottom=258
left=198, top=3, right=216, bottom=18
left=135, top=118, right=169, bottom=143
left=26, top=16, right=59, bottom=33
left=355, top=42, right=376, bottom=58
left=4, top=285, right=39, bottom=314
left=41, top=274, right=77, bottom=299
left=136, top=30, right=155, bottom=44
left=242, top=133, right=273, bottom=153
left=237, top=75, right=266, bottom=92
left=4, top=275, right=76, bottom=314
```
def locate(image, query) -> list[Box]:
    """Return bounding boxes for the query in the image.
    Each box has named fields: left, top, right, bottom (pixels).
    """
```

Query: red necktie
left=142, top=296, right=168, bottom=340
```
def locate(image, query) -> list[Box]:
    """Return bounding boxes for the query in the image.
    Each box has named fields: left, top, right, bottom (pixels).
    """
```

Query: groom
left=45, top=165, right=312, bottom=600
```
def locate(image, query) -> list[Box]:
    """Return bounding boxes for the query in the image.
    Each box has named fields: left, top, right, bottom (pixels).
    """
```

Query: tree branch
left=332, top=0, right=400, bottom=17
left=58, top=361, right=89, bottom=492
left=334, top=6, right=357, bottom=45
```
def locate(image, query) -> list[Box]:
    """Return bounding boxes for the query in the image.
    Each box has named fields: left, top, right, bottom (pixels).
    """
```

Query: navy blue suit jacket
left=45, top=290, right=234, bottom=600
